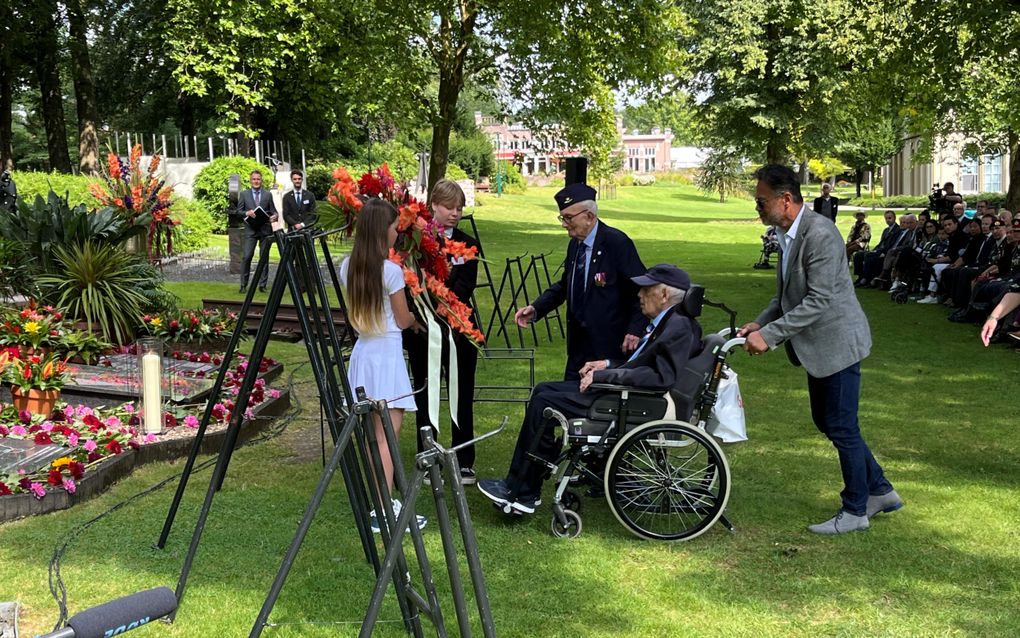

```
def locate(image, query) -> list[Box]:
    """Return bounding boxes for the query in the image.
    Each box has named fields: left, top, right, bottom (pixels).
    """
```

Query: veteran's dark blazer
left=532, top=221, right=646, bottom=379
left=593, top=305, right=702, bottom=390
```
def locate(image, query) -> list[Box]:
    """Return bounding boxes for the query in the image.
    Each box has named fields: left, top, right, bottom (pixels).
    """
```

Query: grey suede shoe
left=866, top=490, right=904, bottom=519
left=807, top=510, right=870, bottom=535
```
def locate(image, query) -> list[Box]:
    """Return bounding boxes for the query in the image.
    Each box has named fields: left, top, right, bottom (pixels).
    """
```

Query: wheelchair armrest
left=588, top=383, right=664, bottom=396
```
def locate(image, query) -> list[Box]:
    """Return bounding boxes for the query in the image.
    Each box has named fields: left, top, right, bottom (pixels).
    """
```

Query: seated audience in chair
left=477, top=264, right=702, bottom=515
left=845, top=211, right=872, bottom=261
left=852, top=210, right=902, bottom=287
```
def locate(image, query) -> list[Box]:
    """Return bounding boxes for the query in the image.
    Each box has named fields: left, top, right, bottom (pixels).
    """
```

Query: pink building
left=476, top=112, right=676, bottom=175
left=620, top=128, right=674, bottom=173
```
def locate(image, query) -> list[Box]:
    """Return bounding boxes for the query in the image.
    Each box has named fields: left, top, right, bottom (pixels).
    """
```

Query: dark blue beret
left=554, top=183, right=597, bottom=211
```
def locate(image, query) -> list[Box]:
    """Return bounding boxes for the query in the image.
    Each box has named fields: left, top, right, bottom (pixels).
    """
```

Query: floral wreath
left=325, top=164, right=484, bottom=345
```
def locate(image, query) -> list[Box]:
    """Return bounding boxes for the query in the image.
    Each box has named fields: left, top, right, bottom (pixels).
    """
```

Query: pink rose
left=10, top=425, right=27, bottom=436
left=62, top=478, right=76, bottom=494
left=68, top=432, right=79, bottom=447
left=144, top=433, right=156, bottom=443
left=83, top=439, right=98, bottom=453
left=269, top=389, right=281, bottom=399
left=183, top=415, right=199, bottom=429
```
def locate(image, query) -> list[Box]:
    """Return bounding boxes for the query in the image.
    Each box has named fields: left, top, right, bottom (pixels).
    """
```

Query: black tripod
left=157, top=227, right=500, bottom=637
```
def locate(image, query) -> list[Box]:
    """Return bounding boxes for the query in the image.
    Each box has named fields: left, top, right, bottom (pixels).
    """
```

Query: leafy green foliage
left=808, top=157, right=850, bottom=182
left=37, top=242, right=153, bottom=344
left=445, top=163, right=469, bottom=181
left=0, top=191, right=132, bottom=272
left=171, top=197, right=215, bottom=253
left=448, top=130, right=494, bottom=180
left=0, top=239, right=37, bottom=301
left=54, top=330, right=113, bottom=365
left=697, top=147, right=749, bottom=203
left=10, top=171, right=100, bottom=208
left=192, top=156, right=269, bottom=232
left=621, top=93, right=698, bottom=146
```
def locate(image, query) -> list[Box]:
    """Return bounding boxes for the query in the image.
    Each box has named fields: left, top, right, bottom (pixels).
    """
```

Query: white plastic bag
left=705, top=366, right=748, bottom=443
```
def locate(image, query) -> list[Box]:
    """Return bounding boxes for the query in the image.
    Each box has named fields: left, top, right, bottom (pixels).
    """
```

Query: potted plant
left=0, top=349, right=70, bottom=416
left=0, top=303, right=65, bottom=356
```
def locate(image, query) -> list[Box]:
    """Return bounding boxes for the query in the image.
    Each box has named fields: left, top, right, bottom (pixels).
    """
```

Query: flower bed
left=0, top=348, right=288, bottom=522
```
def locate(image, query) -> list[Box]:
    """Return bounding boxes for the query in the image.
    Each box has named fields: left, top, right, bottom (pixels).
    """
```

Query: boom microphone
left=37, top=587, right=177, bottom=638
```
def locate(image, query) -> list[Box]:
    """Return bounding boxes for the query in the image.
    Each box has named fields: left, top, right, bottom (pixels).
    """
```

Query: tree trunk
left=855, top=168, right=863, bottom=198
left=1006, top=129, right=1020, bottom=213
left=32, top=0, right=72, bottom=173
left=0, top=4, right=13, bottom=171
left=426, top=8, right=477, bottom=196
left=765, top=135, right=786, bottom=165
left=799, top=157, right=809, bottom=184
left=66, top=0, right=100, bottom=175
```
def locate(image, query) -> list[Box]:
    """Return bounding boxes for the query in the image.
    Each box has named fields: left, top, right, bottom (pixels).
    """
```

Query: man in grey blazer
left=232, top=169, right=279, bottom=293
left=738, top=164, right=902, bottom=535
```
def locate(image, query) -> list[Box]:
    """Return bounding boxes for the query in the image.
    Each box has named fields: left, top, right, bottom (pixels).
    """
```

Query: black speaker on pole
left=564, top=157, right=588, bottom=186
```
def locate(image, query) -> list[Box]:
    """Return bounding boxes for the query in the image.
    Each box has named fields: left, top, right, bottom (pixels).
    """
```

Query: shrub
left=10, top=171, right=100, bottom=208
left=171, top=197, right=214, bottom=253
left=445, top=163, right=469, bottom=181
left=633, top=174, right=657, bottom=186
left=653, top=170, right=696, bottom=186
left=0, top=238, right=37, bottom=301
left=614, top=173, right=635, bottom=187
left=696, top=147, right=748, bottom=202
left=495, top=162, right=526, bottom=194
left=449, top=131, right=494, bottom=181
left=304, top=164, right=340, bottom=201
left=192, top=156, right=270, bottom=231
left=38, top=242, right=153, bottom=344
left=365, top=141, right=418, bottom=181
left=0, top=190, right=132, bottom=273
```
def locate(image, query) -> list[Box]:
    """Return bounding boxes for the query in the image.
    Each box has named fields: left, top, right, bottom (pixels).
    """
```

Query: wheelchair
left=501, top=286, right=746, bottom=541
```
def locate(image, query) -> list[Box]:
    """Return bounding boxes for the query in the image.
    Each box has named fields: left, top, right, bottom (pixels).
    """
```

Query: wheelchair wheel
left=560, top=490, right=582, bottom=513
left=551, top=509, right=582, bottom=539
left=603, top=420, right=730, bottom=542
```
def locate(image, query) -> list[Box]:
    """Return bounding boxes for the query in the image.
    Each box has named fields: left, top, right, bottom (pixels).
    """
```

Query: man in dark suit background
left=282, top=169, right=316, bottom=231
left=739, top=164, right=900, bottom=535
left=514, top=183, right=646, bottom=380
left=480, top=265, right=702, bottom=514
left=813, top=182, right=839, bottom=222
left=233, top=169, right=279, bottom=293
left=404, top=179, right=481, bottom=483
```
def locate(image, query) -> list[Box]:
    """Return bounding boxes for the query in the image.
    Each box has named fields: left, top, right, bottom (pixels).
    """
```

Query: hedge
left=11, top=171, right=99, bottom=208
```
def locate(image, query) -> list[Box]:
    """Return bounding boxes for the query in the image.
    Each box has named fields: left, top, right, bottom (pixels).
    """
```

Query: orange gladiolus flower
left=148, top=154, right=161, bottom=175
left=445, top=240, right=478, bottom=261
left=403, top=267, right=423, bottom=295
left=107, top=152, right=121, bottom=180
left=130, top=144, right=142, bottom=172
left=88, top=182, right=108, bottom=203
left=114, top=198, right=124, bottom=207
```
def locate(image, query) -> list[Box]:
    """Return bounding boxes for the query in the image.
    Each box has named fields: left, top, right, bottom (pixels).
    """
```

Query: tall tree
left=65, top=0, right=100, bottom=174
left=898, top=0, right=1020, bottom=210
left=677, top=0, right=897, bottom=166
left=0, top=2, right=14, bottom=170
left=28, top=0, right=72, bottom=172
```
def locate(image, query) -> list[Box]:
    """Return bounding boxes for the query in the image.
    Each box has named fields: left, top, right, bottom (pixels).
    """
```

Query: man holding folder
left=233, top=169, right=279, bottom=293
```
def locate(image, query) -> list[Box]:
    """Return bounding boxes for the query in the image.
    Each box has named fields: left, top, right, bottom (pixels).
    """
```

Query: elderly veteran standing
left=481, top=264, right=702, bottom=514
left=738, top=164, right=902, bottom=535
left=515, top=183, right=646, bottom=380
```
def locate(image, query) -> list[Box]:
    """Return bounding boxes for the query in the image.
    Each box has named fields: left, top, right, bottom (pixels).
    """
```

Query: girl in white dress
left=340, top=198, right=425, bottom=530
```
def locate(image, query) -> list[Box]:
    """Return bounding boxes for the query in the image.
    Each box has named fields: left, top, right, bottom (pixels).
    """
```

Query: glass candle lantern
left=136, top=337, right=166, bottom=435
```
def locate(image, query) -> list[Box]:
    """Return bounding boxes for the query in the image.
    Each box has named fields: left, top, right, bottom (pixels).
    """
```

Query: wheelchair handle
left=721, top=337, right=746, bottom=354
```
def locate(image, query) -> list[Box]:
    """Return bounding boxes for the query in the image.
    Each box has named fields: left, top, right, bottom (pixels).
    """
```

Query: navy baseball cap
left=554, top=183, right=597, bottom=210
left=631, top=264, right=692, bottom=290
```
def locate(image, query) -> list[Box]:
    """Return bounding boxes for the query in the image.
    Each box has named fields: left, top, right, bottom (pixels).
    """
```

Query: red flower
left=0, top=482, right=11, bottom=496
left=69, top=461, right=85, bottom=480
left=34, top=432, right=53, bottom=445
left=164, top=413, right=178, bottom=428
left=83, top=414, right=102, bottom=428
left=105, top=440, right=123, bottom=454
left=47, top=469, right=63, bottom=486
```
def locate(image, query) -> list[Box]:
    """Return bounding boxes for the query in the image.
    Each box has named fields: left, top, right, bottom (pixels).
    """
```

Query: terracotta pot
left=11, top=387, right=60, bottom=417
left=18, top=345, right=53, bottom=358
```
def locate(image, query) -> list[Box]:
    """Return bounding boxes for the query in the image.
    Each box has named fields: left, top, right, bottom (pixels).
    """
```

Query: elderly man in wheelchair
left=479, top=264, right=744, bottom=541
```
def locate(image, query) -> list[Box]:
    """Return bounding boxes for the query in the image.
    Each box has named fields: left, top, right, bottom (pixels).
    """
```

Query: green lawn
left=2, top=183, right=1018, bottom=637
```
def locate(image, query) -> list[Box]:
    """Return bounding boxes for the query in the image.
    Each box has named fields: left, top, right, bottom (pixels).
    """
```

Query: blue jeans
left=807, top=362, right=893, bottom=515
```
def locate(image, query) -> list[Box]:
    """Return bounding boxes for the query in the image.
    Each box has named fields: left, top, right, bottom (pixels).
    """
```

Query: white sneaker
left=370, top=499, right=427, bottom=533
left=917, top=295, right=939, bottom=304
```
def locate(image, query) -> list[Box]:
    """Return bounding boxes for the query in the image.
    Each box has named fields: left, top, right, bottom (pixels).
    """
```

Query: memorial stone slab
left=0, top=438, right=68, bottom=475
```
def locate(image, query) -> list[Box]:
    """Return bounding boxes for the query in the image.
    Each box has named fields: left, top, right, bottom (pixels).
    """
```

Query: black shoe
left=239, top=286, right=247, bottom=294
left=259, top=285, right=268, bottom=293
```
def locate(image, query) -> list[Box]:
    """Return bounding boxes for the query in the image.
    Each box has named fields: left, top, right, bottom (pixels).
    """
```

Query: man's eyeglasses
left=557, top=210, right=588, bottom=223
left=754, top=194, right=783, bottom=209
